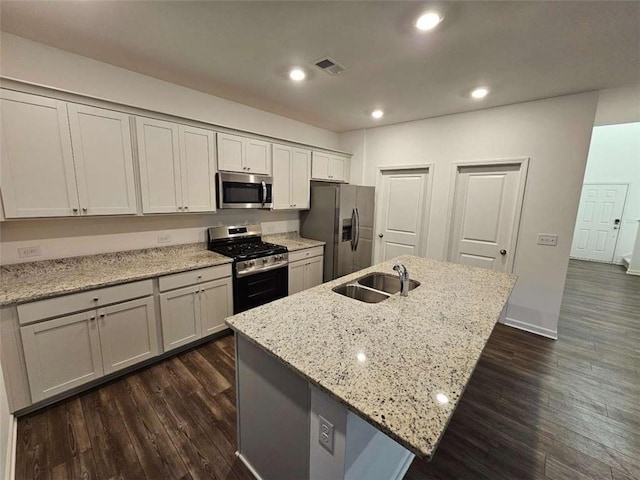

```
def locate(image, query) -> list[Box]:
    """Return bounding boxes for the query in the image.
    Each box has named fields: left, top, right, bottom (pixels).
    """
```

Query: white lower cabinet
left=288, top=254, right=324, bottom=295
left=20, top=296, right=157, bottom=402
left=160, top=276, right=233, bottom=352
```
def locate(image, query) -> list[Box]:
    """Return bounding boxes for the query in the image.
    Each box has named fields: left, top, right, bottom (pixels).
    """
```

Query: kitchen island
left=226, top=255, right=517, bottom=480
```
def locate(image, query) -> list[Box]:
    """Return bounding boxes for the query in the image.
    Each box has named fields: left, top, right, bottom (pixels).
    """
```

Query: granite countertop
left=263, top=232, right=325, bottom=252
left=0, top=243, right=232, bottom=306
left=226, top=255, right=517, bottom=459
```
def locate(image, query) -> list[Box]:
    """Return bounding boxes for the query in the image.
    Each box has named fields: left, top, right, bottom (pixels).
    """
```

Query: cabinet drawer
left=159, top=264, right=232, bottom=292
left=17, top=280, right=153, bottom=325
left=288, top=246, right=324, bottom=263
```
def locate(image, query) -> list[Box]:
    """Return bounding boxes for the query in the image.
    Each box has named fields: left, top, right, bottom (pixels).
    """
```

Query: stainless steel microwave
left=216, top=172, right=273, bottom=209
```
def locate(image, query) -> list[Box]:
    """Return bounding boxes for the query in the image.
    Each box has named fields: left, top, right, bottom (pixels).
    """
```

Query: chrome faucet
left=393, top=262, right=410, bottom=297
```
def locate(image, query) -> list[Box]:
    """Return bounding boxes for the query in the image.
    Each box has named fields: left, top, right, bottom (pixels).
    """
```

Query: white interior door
left=374, top=169, right=430, bottom=263
left=449, top=164, right=523, bottom=272
left=570, top=184, right=628, bottom=262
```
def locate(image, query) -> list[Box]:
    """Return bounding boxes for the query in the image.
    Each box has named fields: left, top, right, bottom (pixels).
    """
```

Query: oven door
left=217, top=172, right=273, bottom=209
left=233, top=266, right=288, bottom=314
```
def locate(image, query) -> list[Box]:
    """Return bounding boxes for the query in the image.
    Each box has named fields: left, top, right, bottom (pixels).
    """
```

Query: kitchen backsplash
left=0, top=210, right=299, bottom=265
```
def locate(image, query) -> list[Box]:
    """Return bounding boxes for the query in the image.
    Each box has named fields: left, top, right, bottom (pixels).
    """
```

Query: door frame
left=570, top=182, right=630, bottom=263
left=373, top=164, right=435, bottom=263
left=444, top=157, right=529, bottom=273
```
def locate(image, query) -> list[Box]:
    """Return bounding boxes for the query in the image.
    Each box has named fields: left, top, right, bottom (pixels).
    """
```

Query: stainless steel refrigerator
left=301, top=182, right=375, bottom=282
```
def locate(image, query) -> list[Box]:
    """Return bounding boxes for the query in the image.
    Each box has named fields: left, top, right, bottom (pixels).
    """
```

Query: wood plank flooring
left=15, top=259, right=640, bottom=479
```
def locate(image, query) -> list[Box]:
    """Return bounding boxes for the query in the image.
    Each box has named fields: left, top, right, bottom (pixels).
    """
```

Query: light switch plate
left=537, top=234, right=558, bottom=246
left=318, top=414, right=334, bottom=454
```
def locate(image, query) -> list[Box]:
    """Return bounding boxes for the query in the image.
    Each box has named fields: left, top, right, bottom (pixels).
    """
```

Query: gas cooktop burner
left=211, top=241, right=287, bottom=261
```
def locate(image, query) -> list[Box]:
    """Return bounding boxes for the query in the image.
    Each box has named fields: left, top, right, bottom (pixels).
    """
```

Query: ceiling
left=1, top=1, right=639, bottom=132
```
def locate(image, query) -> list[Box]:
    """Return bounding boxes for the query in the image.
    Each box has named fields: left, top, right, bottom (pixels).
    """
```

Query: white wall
left=581, top=123, right=640, bottom=263
left=342, top=92, right=599, bottom=338
left=0, top=210, right=300, bottom=264
left=0, top=359, right=11, bottom=480
left=0, top=33, right=340, bottom=150
left=594, top=83, right=640, bottom=127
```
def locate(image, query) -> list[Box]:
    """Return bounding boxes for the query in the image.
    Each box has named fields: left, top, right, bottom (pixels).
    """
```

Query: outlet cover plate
left=158, top=234, right=172, bottom=244
left=537, top=234, right=558, bottom=246
left=318, top=414, right=334, bottom=454
left=18, top=246, right=41, bottom=258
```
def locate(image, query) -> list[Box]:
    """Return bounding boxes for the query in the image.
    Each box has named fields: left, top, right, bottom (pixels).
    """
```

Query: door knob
left=500, top=249, right=507, bottom=255
left=378, top=233, right=384, bottom=238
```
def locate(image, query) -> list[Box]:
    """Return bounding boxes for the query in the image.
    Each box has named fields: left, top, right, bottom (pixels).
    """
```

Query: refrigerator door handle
left=354, top=208, right=360, bottom=251
left=350, top=208, right=357, bottom=251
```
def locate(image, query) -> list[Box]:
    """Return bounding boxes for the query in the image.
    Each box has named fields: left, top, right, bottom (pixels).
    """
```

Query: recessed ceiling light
left=371, top=109, right=384, bottom=119
left=415, top=12, right=443, bottom=31
left=471, top=87, right=489, bottom=99
left=289, top=68, right=306, bottom=81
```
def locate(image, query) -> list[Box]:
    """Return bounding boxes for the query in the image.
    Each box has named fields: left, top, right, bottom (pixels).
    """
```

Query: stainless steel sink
left=332, top=272, right=420, bottom=303
left=332, top=283, right=390, bottom=303
left=357, top=273, right=420, bottom=295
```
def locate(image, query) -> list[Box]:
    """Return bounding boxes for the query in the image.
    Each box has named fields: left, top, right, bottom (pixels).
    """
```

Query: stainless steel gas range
left=207, top=225, right=288, bottom=314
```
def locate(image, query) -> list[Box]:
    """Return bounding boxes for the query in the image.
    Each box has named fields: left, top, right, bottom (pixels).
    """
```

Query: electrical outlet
left=318, top=415, right=334, bottom=454
left=18, top=246, right=42, bottom=258
left=537, top=234, right=558, bottom=246
left=157, top=234, right=172, bottom=244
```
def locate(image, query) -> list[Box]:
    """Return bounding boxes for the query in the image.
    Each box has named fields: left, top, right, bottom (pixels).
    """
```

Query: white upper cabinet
left=217, top=132, right=271, bottom=175
left=68, top=104, right=137, bottom=216
left=136, top=117, right=216, bottom=214
left=272, top=144, right=310, bottom=210
left=179, top=125, right=216, bottom=212
left=1, top=90, right=140, bottom=218
left=0, top=90, right=79, bottom=218
left=311, top=151, right=349, bottom=183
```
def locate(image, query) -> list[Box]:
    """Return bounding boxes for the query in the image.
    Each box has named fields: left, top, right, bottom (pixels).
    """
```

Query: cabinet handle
left=184, top=206, right=189, bottom=210
left=197, top=275, right=202, bottom=279
left=247, top=167, right=251, bottom=171
left=99, top=313, right=105, bottom=318
left=178, top=206, right=183, bottom=210
left=82, top=207, right=88, bottom=213
left=90, top=315, right=96, bottom=321
left=93, top=297, right=99, bottom=302
left=73, top=208, right=78, bottom=213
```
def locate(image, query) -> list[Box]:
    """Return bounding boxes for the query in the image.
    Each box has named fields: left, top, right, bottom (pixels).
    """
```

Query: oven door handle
left=236, top=261, right=289, bottom=278
left=261, top=181, right=267, bottom=207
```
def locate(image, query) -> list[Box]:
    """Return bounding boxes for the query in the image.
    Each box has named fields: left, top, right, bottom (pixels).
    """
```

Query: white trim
left=235, top=451, right=264, bottom=480
left=443, top=157, right=530, bottom=273
left=626, top=268, right=640, bottom=276
left=4, top=415, right=17, bottom=480
left=390, top=450, right=415, bottom=480
left=504, top=317, right=558, bottom=340
left=373, top=164, right=435, bottom=262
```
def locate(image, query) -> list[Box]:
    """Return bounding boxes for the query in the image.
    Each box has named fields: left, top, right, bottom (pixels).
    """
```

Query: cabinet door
left=21, top=311, right=103, bottom=402
left=0, top=90, right=79, bottom=218
left=68, top=104, right=137, bottom=216
left=136, top=117, right=182, bottom=213
left=305, top=256, right=324, bottom=290
left=179, top=125, right=216, bottom=212
left=272, top=144, right=292, bottom=209
left=329, top=156, right=347, bottom=182
left=288, top=260, right=306, bottom=296
left=245, top=138, right=271, bottom=174
left=98, top=297, right=158, bottom=375
left=160, top=286, right=200, bottom=351
left=199, top=278, right=233, bottom=337
left=291, top=148, right=311, bottom=209
left=311, top=151, right=330, bottom=181
left=217, top=132, right=245, bottom=173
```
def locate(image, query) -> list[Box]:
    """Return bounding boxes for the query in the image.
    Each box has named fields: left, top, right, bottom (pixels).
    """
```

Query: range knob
left=263, top=258, right=269, bottom=264
left=249, top=260, right=255, bottom=267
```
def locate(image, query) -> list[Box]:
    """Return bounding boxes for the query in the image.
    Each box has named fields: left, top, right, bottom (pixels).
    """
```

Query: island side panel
left=235, top=334, right=310, bottom=480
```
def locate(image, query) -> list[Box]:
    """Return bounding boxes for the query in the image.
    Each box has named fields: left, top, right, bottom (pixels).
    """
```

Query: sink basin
left=357, top=273, right=421, bottom=295
left=332, top=283, right=390, bottom=303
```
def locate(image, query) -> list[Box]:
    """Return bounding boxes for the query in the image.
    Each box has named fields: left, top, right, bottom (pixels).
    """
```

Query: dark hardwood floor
left=15, top=259, right=640, bottom=479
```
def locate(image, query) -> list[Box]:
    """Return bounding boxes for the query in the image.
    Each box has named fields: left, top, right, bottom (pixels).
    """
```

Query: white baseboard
left=4, top=415, right=17, bottom=480
left=626, top=268, right=640, bottom=276
left=504, top=317, right=558, bottom=340
left=236, top=451, right=263, bottom=480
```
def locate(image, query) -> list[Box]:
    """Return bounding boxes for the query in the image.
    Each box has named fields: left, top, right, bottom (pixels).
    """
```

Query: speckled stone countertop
left=0, top=243, right=232, bottom=306
left=226, top=255, right=517, bottom=459
left=263, top=231, right=325, bottom=252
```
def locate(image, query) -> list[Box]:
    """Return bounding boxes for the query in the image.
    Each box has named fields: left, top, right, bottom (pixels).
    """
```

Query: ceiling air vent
left=314, top=57, right=346, bottom=76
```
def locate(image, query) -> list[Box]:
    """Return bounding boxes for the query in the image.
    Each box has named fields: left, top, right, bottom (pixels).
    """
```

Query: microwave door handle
left=354, top=207, right=360, bottom=251
left=350, top=208, right=356, bottom=251
left=261, top=181, right=267, bottom=207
